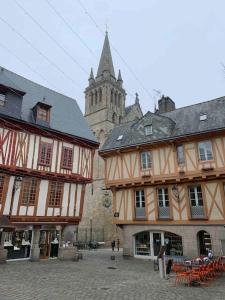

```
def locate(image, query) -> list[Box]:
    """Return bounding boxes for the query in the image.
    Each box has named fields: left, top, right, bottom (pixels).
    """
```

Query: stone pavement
left=0, top=249, right=224, bottom=300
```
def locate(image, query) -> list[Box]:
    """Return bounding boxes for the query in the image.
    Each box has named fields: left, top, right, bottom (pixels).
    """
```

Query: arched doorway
left=197, top=230, right=212, bottom=256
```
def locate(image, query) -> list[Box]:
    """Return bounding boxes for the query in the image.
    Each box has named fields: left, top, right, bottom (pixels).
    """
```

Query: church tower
left=79, top=33, right=142, bottom=245
left=85, top=32, right=126, bottom=144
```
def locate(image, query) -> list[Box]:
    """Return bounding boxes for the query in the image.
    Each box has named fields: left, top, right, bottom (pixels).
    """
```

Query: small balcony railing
left=158, top=206, right=170, bottom=219
left=191, top=206, right=205, bottom=218
left=135, top=207, right=146, bottom=219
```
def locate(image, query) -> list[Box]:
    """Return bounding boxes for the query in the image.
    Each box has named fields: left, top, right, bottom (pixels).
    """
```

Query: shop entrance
left=39, top=230, right=59, bottom=259
left=197, top=230, right=212, bottom=256
left=134, top=231, right=183, bottom=259
left=134, top=231, right=163, bottom=259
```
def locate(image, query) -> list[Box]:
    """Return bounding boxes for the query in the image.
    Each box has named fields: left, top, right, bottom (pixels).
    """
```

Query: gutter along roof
left=100, top=96, right=225, bottom=153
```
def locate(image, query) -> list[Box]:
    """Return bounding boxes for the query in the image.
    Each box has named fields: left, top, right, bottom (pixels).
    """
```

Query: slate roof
left=101, top=96, right=225, bottom=152
left=0, top=67, right=97, bottom=143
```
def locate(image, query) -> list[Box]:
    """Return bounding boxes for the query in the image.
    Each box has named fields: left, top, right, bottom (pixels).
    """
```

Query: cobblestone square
left=0, top=249, right=224, bottom=300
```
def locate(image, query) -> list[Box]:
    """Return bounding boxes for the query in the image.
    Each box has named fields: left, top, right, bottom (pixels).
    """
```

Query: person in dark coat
left=117, top=238, right=120, bottom=252
left=111, top=240, right=115, bottom=251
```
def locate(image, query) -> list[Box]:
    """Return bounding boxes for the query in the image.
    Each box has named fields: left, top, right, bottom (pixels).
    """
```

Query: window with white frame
left=177, top=144, right=184, bottom=164
left=157, top=188, right=169, bottom=207
left=198, top=140, right=213, bottom=161
left=135, top=190, right=145, bottom=208
left=140, top=151, right=152, bottom=169
left=189, top=185, right=203, bottom=207
left=0, top=93, right=6, bottom=106
left=144, top=125, right=152, bottom=136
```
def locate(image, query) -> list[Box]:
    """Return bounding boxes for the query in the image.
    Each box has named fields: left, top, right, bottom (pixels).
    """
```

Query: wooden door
left=39, top=231, right=50, bottom=259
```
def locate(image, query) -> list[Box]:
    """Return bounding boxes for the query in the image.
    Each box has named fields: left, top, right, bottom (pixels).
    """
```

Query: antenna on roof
left=152, top=89, right=162, bottom=112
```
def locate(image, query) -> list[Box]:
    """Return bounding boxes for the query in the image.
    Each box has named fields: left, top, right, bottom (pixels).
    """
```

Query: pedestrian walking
left=111, top=240, right=115, bottom=251
left=117, top=238, right=120, bottom=252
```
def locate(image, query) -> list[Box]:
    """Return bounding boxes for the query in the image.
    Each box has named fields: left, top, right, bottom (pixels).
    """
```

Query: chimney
left=158, top=95, right=175, bottom=113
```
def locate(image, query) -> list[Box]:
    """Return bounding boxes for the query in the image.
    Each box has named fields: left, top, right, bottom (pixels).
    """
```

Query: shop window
left=0, top=175, right=5, bottom=204
left=157, top=188, right=170, bottom=219
left=135, top=190, right=146, bottom=219
left=61, top=147, right=73, bottom=169
left=198, top=140, right=213, bottom=161
left=135, top=231, right=150, bottom=256
left=140, top=151, right=152, bottom=169
left=177, top=144, right=184, bottom=164
left=21, top=177, right=38, bottom=205
left=164, top=232, right=183, bottom=256
left=48, top=181, right=63, bottom=206
left=38, top=142, right=53, bottom=166
left=188, top=185, right=205, bottom=218
left=4, top=230, right=32, bottom=260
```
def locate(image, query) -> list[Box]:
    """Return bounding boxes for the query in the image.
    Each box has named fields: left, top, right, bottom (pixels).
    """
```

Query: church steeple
left=88, top=68, right=94, bottom=85
left=97, top=32, right=115, bottom=78
left=85, top=32, right=126, bottom=125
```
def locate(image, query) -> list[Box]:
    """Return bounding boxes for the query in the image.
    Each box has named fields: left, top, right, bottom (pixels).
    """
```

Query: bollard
left=158, top=258, right=165, bottom=279
left=73, top=253, right=79, bottom=262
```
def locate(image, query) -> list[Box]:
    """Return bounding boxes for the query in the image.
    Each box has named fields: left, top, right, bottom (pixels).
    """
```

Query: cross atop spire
left=97, top=32, right=115, bottom=78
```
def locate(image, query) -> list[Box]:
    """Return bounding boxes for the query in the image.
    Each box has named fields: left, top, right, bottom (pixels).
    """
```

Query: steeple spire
left=97, top=32, right=115, bottom=78
left=117, top=69, right=122, bottom=81
left=135, top=92, right=139, bottom=104
left=88, top=68, right=95, bottom=85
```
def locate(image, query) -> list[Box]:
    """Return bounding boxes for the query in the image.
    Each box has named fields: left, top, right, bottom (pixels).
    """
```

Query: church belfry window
left=111, top=89, right=114, bottom=104
left=118, top=94, right=121, bottom=107
left=115, top=92, right=117, bottom=106
left=90, top=92, right=94, bottom=106
left=95, top=90, right=98, bottom=104
left=99, top=88, right=102, bottom=102
left=112, top=113, right=117, bottom=123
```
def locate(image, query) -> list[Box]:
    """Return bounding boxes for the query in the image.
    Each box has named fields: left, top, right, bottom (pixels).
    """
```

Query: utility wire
left=45, top=0, right=98, bottom=61
left=45, top=0, right=150, bottom=112
left=0, top=15, right=82, bottom=90
left=0, top=41, right=61, bottom=93
left=14, top=0, right=88, bottom=76
left=76, top=0, right=154, bottom=102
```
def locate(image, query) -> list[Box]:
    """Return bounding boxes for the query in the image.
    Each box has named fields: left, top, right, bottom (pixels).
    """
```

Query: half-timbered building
left=0, top=67, right=98, bottom=261
left=100, top=96, right=225, bottom=259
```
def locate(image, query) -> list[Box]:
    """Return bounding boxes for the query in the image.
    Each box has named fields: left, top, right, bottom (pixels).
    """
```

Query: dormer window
left=200, top=114, right=207, bottom=121
left=37, top=107, right=48, bottom=121
left=117, top=135, right=123, bottom=141
left=0, top=93, right=6, bottom=106
left=144, top=125, right=152, bottom=136
left=32, top=101, right=52, bottom=124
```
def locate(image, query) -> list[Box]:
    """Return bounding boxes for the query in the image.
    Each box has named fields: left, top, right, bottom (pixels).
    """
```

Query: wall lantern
left=114, top=212, right=119, bottom=218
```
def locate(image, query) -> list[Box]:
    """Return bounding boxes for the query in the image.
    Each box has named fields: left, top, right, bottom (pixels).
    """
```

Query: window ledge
left=133, top=218, right=147, bottom=221
left=38, top=162, right=51, bottom=167
left=190, top=217, right=208, bottom=221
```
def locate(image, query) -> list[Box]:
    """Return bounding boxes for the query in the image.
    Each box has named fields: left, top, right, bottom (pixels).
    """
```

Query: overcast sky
left=0, top=0, right=225, bottom=113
